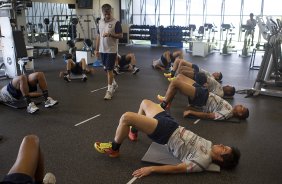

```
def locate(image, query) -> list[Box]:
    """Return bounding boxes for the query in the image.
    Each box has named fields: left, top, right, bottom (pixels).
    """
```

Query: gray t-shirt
left=203, top=93, right=233, bottom=120
left=207, top=77, right=224, bottom=97
left=167, top=126, right=212, bottom=172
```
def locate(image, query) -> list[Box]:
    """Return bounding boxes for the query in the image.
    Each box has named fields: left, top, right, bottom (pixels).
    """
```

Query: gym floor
left=0, top=45, right=282, bottom=184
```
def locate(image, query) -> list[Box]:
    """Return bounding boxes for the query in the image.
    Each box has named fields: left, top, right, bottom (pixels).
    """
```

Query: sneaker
left=164, top=73, right=172, bottom=78
left=132, top=67, right=140, bottom=74
left=82, top=74, right=87, bottom=82
left=113, top=83, right=118, bottom=93
left=113, top=67, right=120, bottom=75
left=104, top=90, right=113, bottom=100
left=63, top=74, right=71, bottom=82
left=128, top=131, right=138, bottom=141
left=43, top=172, right=56, bottom=184
left=157, top=94, right=165, bottom=102
left=27, top=102, right=39, bottom=114
left=168, top=77, right=176, bottom=82
left=94, top=142, right=120, bottom=158
left=44, top=97, right=58, bottom=108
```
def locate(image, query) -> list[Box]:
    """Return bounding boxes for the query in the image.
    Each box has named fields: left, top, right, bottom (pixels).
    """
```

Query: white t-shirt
left=203, top=93, right=233, bottom=120
left=199, top=68, right=213, bottom=78
left=167, top=126, right=212, bottom=172
left=98, top=18, right=120, bottom=53
left=207, top=77, right=224, bottom=97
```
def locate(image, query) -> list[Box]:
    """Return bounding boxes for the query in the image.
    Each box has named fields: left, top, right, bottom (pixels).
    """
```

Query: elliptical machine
left=220, top=23, right=235, bottom=55
left=239, top=24, right=253, bottom=57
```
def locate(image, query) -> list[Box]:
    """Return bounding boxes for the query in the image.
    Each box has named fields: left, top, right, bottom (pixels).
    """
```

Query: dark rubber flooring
left=0, top=45, right=282, bottom=184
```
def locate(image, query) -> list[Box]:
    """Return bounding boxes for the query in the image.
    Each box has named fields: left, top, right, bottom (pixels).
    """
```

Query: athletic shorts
left=194, top=72, right=207, bottom=86
left=189, top=84, right=209, bottom=107
left=160, top=55, right=169, bottom=68
left=119, top=55, right=130, bottom=68
left=71, top=63, right=83, bottom=74
left=148, top=111, right=179, bottom=145
left=100, top=53, right=117, bottom=71
left=0, top=173, right=34, bottom=184
left=192, top=64, right=199, bottom=73
left=7, top=82, right=22, bottom=100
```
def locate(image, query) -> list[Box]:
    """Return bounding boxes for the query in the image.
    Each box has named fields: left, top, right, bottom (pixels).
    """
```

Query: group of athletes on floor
left=0, top=3, right=249, bottom=184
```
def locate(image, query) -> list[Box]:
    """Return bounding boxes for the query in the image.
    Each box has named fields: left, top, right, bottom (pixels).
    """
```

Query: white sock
left=112, top=79, right=117, bottom=85
left=108, top=84, right=113, bottom=92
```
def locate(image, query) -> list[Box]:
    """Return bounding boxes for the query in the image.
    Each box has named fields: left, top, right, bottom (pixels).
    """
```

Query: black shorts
left=71, top=63, right=83, bottom=74
left=192, top=64, right=199, bottom=72
left=194, top=72, right=207, bottom=86
left=100, top=53, right=117, bottom=71
left=148, top=111, right=179, bottom=145
left=189, top=84, right=209, bottom=107
left=0, top=173, right=34, bottom=184
left=119, top=55, right=130, bottom=68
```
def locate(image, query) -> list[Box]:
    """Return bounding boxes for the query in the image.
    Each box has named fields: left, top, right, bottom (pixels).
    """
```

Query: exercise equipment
left=239, top=24, right=253, bottom=57
left=240, top=16, right=282, bottom=98
left=220, top=23, right=235, bottom=55
left=0, top=96, right=45, bottom=109
left=141, top=142, right=220, bottom=172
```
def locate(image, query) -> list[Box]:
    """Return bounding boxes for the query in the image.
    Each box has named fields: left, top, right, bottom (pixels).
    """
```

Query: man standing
left=246, top=13, right=256, bottom=46
left=95, top=4, right=123, bottom=100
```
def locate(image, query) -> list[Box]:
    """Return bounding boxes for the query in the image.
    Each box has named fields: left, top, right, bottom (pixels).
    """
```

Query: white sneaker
left=63, top=74, right=71, bottom=82
left=27, top=102, right=39, bottom=114
left=82, top=74, right=87, bottom=82
left=43, top=172, right=56, bottom=184
left=45, top=97, right=58, bottom=108
left=104, top=90, right=113, bottom=100
left=132, top=67, right=140, bottom=74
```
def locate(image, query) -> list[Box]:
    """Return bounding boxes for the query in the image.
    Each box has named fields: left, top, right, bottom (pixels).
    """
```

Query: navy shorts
left=7, top=82, right=21, bottom=100
left=192, top=64, right=199, bottom=72
left=148, top=111, right=179, bottom=145
left=189, top=84, right=209, bottom=107
left=0, top=173, right=34, bottom=184
left=119, top=55, right=130, bottom=68
left=100, top=53, right=117, bottom=71
left=71, top=63, right=83, bottom=74
left=160, top=55, right=169, bottom=68
left=194, top=72, right=207, bottom=86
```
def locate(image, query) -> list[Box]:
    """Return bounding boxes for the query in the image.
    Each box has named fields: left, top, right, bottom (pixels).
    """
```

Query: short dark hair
left=102, top=4, right=112, bottom=12
left=239, top=108, right=249, bottom=120
left=250, top=13, right=254, bottom=16
left=223, top=86, right=236, bottom=97
left=214, top=146, right=241, bottom=170
left=218, top=72, right=223, bottom=81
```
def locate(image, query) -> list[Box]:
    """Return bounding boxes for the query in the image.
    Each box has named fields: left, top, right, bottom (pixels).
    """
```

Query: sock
left=130, top=126, right=138, bottom=134
left=171, top=70, right=175, bottom=77
left=112, top=79, right=117, bottom=86
left=132, top=65, right=136, bottom=69
left=160, top=101, right=168, bottom=110
left=112, top=141, right=121, bottom=151
left=108, top=84, right=113, bottom=92
left=67, top=70, right=71, bottom=75
left=82, top=70, right=86, bottom=74
left=23, top=95, right=31, bottom=104
left=42, top=90, right=48, bottom=100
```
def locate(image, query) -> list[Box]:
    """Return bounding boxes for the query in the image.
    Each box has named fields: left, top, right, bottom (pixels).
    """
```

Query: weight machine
left=240, top=16, right=282, bottom=98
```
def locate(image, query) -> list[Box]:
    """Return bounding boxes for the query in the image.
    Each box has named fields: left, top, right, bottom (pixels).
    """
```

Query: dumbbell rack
left=129, top=25, right=157, bottom=44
